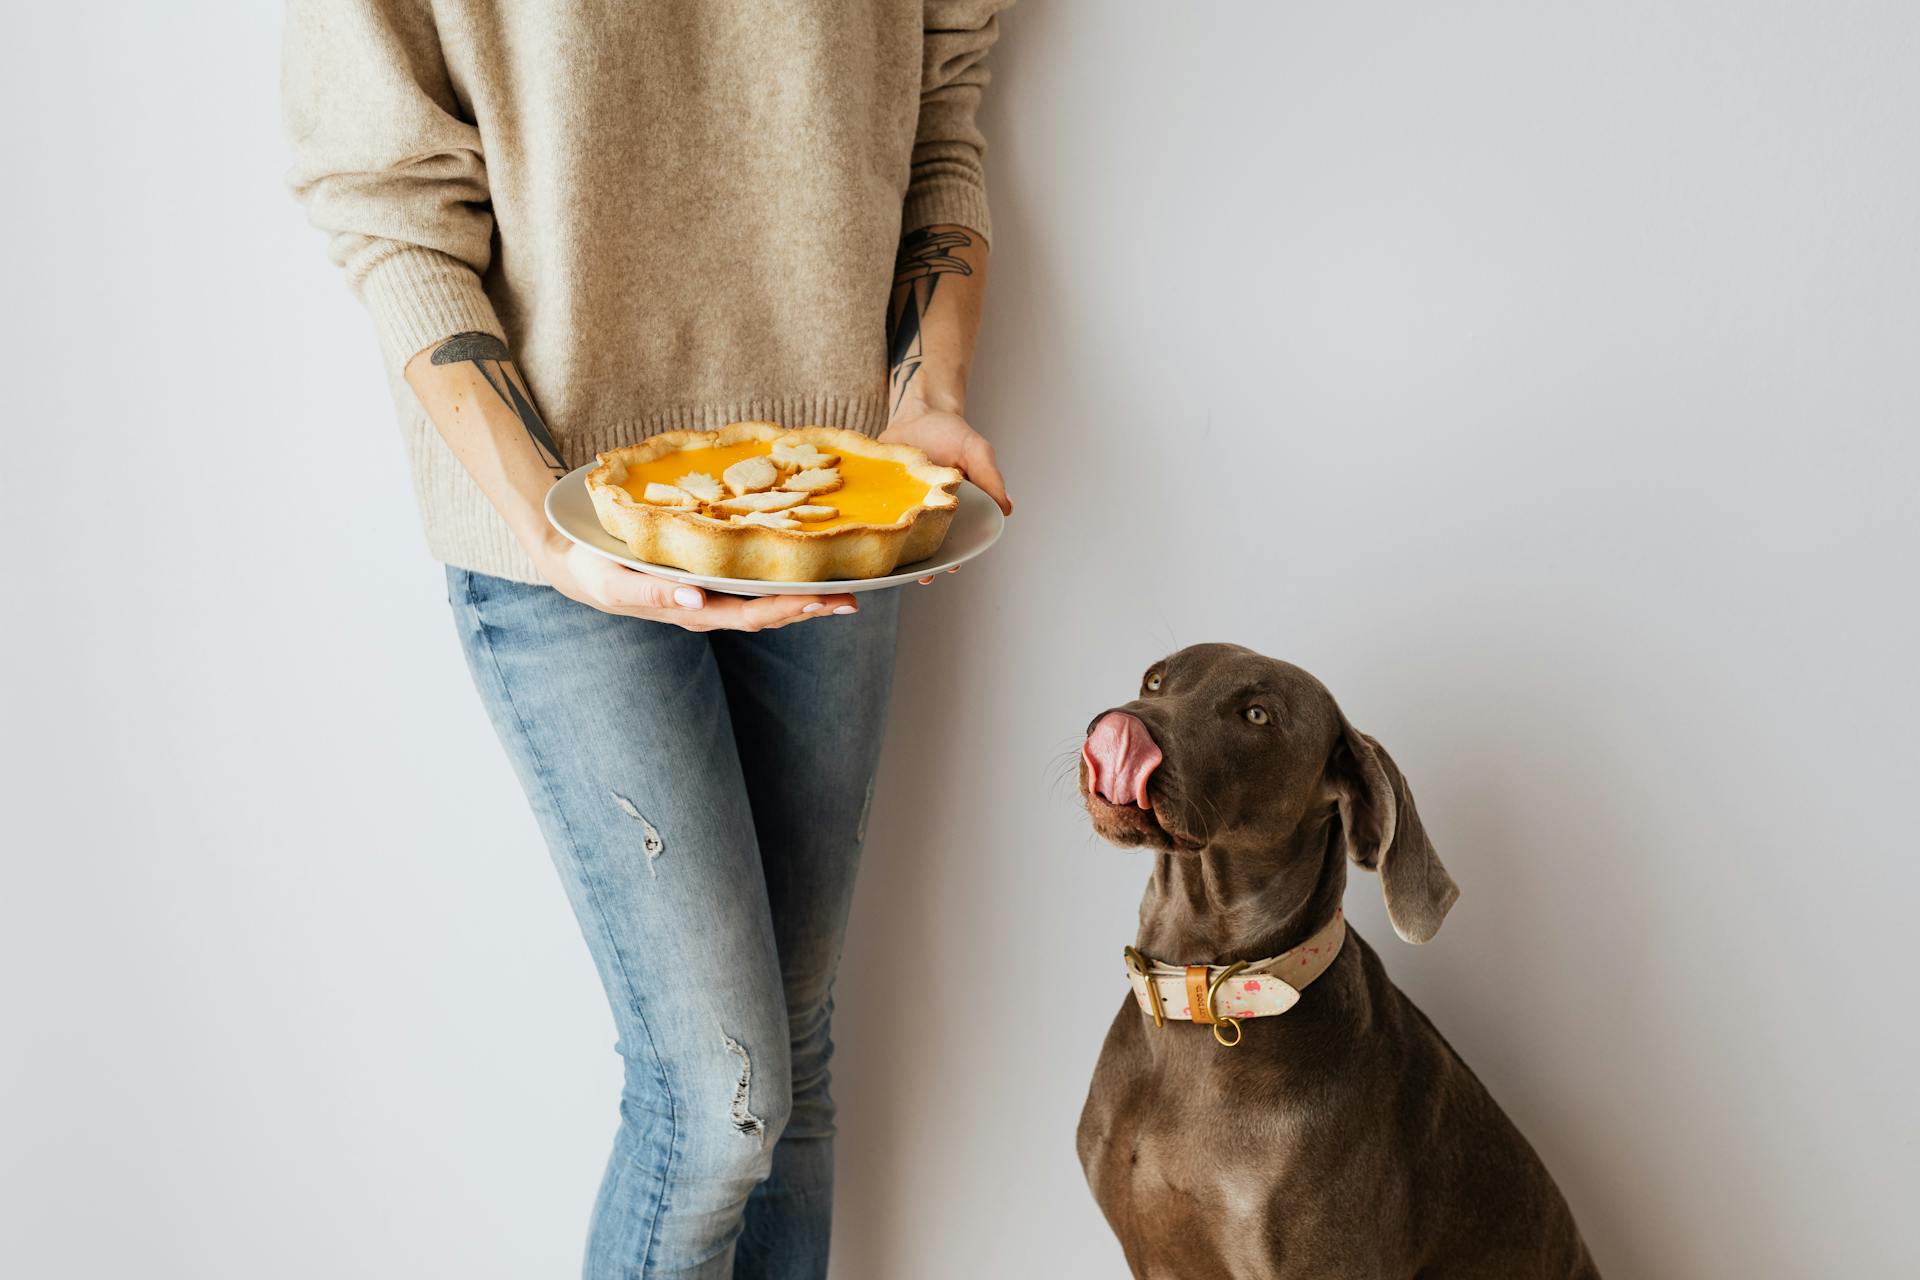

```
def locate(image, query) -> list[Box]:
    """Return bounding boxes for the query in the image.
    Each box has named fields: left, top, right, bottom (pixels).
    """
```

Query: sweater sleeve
left=902, top=1, right=1010, bottom=245
left=282, top=0, right=504, bottom=370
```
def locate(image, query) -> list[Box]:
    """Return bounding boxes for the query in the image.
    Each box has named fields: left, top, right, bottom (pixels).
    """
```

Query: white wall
left=4, top=3, right=1915, bottom=1276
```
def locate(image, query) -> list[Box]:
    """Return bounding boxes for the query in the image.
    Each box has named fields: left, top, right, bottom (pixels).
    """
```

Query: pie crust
left=586, top=422, right=964, bottom=581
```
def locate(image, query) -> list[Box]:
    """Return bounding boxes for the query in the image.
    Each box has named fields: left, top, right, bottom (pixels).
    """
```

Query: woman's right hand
left=532, top=533, right=857, bottom=631
left=401, top=343, right=855, bottom=631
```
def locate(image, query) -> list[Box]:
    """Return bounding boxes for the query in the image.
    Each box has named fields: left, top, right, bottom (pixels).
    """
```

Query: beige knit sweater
left=284, top=0, right=1005, bottom=582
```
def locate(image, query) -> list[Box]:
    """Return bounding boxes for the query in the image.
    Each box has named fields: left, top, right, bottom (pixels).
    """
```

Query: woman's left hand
left=879, top=405, right=1011, bottom=585
left=880, top=406, right=1012, bottom=516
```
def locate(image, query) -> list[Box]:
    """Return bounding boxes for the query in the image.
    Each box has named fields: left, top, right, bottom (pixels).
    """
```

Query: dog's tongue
left=1083, top=712, right=1163, bottom=808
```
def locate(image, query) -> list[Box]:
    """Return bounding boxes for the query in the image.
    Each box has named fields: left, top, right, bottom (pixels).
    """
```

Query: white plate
left=544, top=460, right=1006, bottom=596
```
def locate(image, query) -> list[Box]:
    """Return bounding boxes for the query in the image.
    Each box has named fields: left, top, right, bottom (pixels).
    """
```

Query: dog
left=1075, top=644, right=1596, bottom=1279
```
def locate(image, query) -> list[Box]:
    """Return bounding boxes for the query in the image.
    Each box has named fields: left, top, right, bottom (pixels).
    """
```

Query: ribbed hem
left=902, top=180, right=993, bottom=245
left=355, top=244, right=506, bottom=372
left=401, top=388, right=893, bottom=586
left=561, top=390, right=895, bottom=463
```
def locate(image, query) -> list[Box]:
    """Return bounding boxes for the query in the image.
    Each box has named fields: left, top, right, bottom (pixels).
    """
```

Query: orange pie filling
left=618, top=439, right=935, bottom=532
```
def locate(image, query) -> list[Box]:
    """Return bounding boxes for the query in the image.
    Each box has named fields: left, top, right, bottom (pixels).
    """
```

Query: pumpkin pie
left=586, top=422, right=963, bottom=581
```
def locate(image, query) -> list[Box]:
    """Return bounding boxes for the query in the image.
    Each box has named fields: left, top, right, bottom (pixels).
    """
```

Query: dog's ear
left=1327, top=720, right=1458, bottom=943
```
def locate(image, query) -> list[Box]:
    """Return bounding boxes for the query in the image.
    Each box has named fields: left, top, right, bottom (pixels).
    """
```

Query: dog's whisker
left=1045, top=744, right=1088, bottom=803
left=1147, top=612, right=1179, bottom=661
left=1196, top=791, right=1224, bottom=843
left=1184, top=790, right=1217, bottom=845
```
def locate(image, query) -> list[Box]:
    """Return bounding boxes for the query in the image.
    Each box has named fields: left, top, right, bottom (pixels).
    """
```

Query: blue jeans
left=447, top=568, right=901, bottom=1279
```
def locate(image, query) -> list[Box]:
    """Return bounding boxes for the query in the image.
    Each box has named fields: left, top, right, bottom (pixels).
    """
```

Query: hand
left=529, top=534, right=857, bottom=631
left=880, top=404, right=1012, bottom=516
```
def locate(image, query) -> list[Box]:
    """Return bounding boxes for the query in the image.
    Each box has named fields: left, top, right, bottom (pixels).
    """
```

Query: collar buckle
left=1123, top=946, right=1165, bottom=1028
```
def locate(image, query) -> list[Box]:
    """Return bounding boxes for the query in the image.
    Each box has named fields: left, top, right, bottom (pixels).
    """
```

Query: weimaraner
left=1076, top=643, right=1597, bottom=1278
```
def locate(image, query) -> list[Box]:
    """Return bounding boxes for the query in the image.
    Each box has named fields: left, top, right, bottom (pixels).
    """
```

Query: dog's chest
left=1084, top=1067, right=1301, bottom=1278
left=1081, top=1008, right=1419, bottom=1280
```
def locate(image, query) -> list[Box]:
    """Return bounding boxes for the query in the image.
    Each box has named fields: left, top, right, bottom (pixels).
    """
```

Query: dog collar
left=1123, top=908, right=1346, bottom=1047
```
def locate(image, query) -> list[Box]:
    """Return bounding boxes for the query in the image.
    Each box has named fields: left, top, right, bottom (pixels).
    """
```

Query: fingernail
left=918, top=577, right=934, bottom=585
left=833, top=605, right=857, bottom=615
left=673, top=587, right=703, bottom=609
left=802, top=602, right=822, bottom=613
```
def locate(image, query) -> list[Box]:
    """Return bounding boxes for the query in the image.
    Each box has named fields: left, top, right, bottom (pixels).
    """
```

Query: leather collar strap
left=1125, top=907, right=1346, bottom=1031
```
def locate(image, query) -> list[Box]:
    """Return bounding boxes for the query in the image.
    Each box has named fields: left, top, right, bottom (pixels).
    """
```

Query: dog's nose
left=1083, top=712, right=1163, bottom=808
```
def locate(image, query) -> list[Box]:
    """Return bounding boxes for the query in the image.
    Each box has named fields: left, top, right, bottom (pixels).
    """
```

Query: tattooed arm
left=404, top=336, right=852, bottom=628
left=880, top=225, right=1011, bottom=515
left=423, top=332, right=568, bottom=482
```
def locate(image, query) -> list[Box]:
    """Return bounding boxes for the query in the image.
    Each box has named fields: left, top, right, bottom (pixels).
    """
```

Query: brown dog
left=1076, top=644, right=1597, bottom=1278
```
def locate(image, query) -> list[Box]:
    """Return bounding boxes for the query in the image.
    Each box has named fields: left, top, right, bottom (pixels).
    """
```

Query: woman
left=284, top=3, right=1011, bottom=1276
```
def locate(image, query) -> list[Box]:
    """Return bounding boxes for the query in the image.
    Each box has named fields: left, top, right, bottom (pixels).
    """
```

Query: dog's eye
left=1244, top=705, right=1271, bottom=725
left=1144, top=670, right=1163, bottom=692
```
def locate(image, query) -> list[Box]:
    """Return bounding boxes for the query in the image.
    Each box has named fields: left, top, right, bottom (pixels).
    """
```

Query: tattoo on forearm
left=429, top=332, right=567, bottom=474
left=887, top=228, right=973, bottom=413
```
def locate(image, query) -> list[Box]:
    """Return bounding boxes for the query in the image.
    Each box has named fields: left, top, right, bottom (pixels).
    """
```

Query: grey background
left=4, top=3, right=1916, bottom=1276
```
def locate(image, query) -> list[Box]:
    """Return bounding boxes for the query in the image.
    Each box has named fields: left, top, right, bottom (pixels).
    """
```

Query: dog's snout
left=1083, top=711, right=1163, bottom=808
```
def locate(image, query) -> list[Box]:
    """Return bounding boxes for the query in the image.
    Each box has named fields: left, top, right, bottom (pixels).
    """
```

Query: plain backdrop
left=4, top=3, right=1916, bottom=1277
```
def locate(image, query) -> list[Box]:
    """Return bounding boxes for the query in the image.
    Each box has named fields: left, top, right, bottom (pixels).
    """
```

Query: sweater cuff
left=354, top=244, right=506, bottom=370
left=902, top=181, right=993, bottom=246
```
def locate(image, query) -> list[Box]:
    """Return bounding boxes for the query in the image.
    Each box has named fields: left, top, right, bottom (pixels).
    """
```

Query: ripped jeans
left=447, top=568, right=900, bottom=1279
